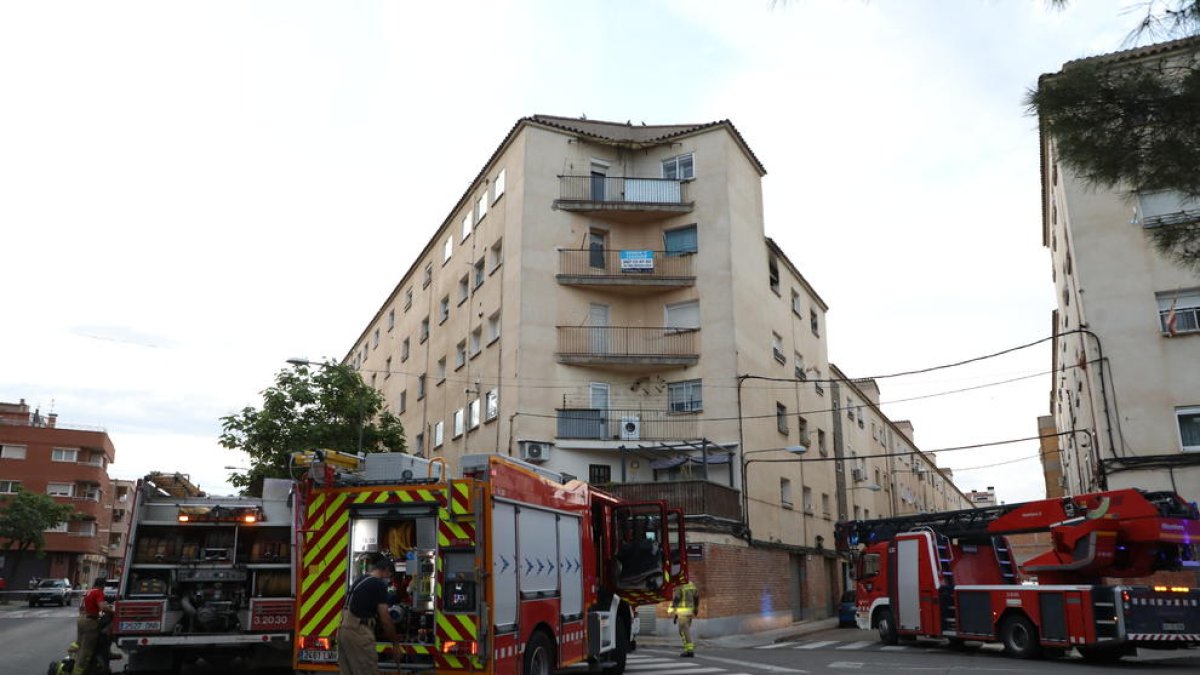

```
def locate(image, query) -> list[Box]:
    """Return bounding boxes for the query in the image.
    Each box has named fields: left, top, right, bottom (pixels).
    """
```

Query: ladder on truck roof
left=835, top=503, right=1019, bottom=549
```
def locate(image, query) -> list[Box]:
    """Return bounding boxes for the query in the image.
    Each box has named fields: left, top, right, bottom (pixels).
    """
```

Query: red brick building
left=0, top=399, right=117, bottom=588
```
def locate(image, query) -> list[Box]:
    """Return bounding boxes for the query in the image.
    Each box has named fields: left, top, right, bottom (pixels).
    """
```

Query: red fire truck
left=293, top=451, right=687, bottom=675
left=836, top=489, right=1200, bottom=661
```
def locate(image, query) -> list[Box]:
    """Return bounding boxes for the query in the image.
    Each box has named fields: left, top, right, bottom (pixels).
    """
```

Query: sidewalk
left=637, top=618, right=839, bottom=650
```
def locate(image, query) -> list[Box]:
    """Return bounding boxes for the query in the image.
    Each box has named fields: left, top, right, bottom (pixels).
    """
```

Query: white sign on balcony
left=625, top=178, right=680, bottom=203
left=1137, top=191, right=1200, bottom=228
left=620, top=250, right=654, bottom=273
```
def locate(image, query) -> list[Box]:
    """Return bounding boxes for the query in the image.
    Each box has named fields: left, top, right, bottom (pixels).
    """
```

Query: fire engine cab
left=293, top=451, right=687, bottom=674
left=836, top=489, right=1200, bottom=661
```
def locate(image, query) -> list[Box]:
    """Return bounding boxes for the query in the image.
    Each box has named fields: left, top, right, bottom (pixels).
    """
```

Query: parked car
left=837, top=590, right=857, bottom=627
left=29, top=578, right=73, bottom=607
left=103, top=578, right=120, bottom=602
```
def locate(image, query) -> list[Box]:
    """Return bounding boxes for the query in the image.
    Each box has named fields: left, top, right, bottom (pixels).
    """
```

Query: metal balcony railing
left=556, top=408, right=699, bottom=441
left=556, top=326, right=698, bottom=361
left=603, top=480, right=742, bottom=521
left=557, top=176, right=691, bottom=207
left=558, top=249, right=694, bottom=281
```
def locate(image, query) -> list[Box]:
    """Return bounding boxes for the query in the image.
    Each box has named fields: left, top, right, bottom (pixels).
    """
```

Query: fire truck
left=112, top=475, right=295, bottom=672
left=293, top=451, right=687, bottom=675
left=836, top=489, right=1200, bottom=661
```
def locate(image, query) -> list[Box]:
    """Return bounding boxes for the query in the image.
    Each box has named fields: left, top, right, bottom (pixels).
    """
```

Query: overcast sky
left=1, top=1, right=1137, bottom=502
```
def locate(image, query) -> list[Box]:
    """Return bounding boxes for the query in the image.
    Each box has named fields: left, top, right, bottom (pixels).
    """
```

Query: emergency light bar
left=176, top=505, right=265, bottom=523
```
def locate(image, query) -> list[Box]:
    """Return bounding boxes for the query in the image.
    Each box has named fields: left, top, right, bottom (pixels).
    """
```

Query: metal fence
left=603, top=480, right=742, bottom=521
left=558, top=175, right=690, bottom=205
left=556, top=407, right=699, bottom=441
left=556, top=326, right=698, bottom=358
left=558, top=248, right=694, bottom=279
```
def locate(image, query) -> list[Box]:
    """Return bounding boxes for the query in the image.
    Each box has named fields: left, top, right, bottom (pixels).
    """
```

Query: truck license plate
left=118, top=621, right=161, bottom=632
left=1162, top=622, right=1185, bottom=631
left=299, top=649, right=338, bottom=663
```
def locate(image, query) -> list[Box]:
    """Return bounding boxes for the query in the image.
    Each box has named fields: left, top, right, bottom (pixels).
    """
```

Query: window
left=662, top=153, right=694, bottom=180
left=771, top=333, right=785, bottom=364
left=1, top=445, right=26, bottom=460
left=453, top=409, right=465, bottom=438
left=398, top=390, right=407, bottom=414
left=854, top=505, right=861, bottom=520
left=791, top=290, right=802, bottom=316
left=462, top=212, right=472, bottom=241
left=814, top=367, right=824, bottom=396
left=423, top=263, right=433, bottom=288
left=1178, top=406, right=1200, bottom=452
left=797, top=415, right=808, bottom=441
left=401, top=338, right=410, bottom=362
left=443, top=236, right=453, bottom=264
left=468, top=399, right=481, bottom=429
left=777, top=402, right=789, bottom=435
left=1158, top=290, right=1200, bottom=335
left=493, top=169, right=506, bottom=202
left=858, top=407, right=865, bottom=429
left=436, top=358, right=447, bottom=383
left=417, top=374, right=426, bottom=399
left=864, top=509, right=871, bottom=520
left=664, top=224, right=698, bottom=256
left=665, top=300, right=700, bottom=330
left=414, top=433, right=425, bottom=456
left=455, top=341, right=467, bottom=369
left=439, top=296, right=450, bottom=323
left=405, top=288, right=413, bottom=310
left=668, top=379, right=703, bottom=413
left=847, top=398, right=855, bottom=419
left=474, top=258, right=485, bottom=288
left=811, top=309, right=820, bottom=336
left=420, top=318, right=430, bottom=342
left=802, top=486, right=813, bottom=514
left=47, top=482, right=73, bottom=497
left=821, top=493, right=831, bottom=517
left=458, top=275, right=469, bottom=304
left=875, top=468, right=881, bottom=485
left=818, top=429, right=827, bottom=456
left=768, top=257, right=780, bottom=294
left=361, top=345, right=368, bottom=364
left=485, top=389, right=499, bottom=421
left=434, top=421, right=444, bottom=448
left=470, top=327, right=482, bottom=356
left=387, top=309, right=395, bottom=331
left=384, top=356, right=392, bottom=378
left=52, top=448, right=78, bottom=463
left=794, top=353, right=806, bottom=380
left=370, top=373, right=377, bottom=389
left=780, top=478, right=793, bottom=509
left=476, top=194, right=487, bottom=222
left=0, top=480, right=20, bottom=494
left=589, top=464, right=611, bottom=485
left=489, top=239, right=503, bottom=272
left=488, top=312, right=501, bottom=343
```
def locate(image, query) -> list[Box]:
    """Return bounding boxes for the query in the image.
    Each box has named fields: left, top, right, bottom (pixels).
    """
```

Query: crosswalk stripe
left=835, top=641, right=873, bottom=650
left=626, top=668, right=723, bottom=675
left=627, top=659, right=679, bottom=666
left=880, top=645, right=908, bottom=651
left=793, top=640, right=836, bottom=650
left=756, top=641, right=800, bottom=649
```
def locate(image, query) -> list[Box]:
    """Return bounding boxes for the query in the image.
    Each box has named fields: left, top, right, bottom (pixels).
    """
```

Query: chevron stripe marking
left=299, top=556, right=347, bottom=626
left=301, top=558, right=347, bottom=635
left=301, top=510, right=348, bottom=591
left=304, top=493, right=349, bottom=566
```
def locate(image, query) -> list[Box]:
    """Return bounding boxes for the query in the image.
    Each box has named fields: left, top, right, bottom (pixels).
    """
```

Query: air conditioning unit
left=519, top=440, right=552, bottom=464
left=619, top=415, right=641, bottom=441
left=1059, top=476, right=1069, bottom=488
left=852, top=468, right=867, bottom=482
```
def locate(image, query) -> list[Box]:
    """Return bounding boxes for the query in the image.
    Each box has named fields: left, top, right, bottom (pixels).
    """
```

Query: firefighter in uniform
left=338, top=554, right=401, bottom=675
left=668, top=579, right=699, bottom=657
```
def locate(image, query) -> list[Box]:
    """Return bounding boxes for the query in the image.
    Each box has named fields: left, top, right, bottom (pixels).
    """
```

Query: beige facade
left=1039, top=40, right=1200, bottom=507
left=345, top=116, right=970, bottom=632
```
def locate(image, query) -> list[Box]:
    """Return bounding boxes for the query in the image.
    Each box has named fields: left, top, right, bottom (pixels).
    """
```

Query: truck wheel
left=999, top=615, right=1042, bottom=659
left=602, top=613, right=630, bottom=675
left=523, top=630, right=555, bottom=675
left=876, top=608, right=898, bottom=646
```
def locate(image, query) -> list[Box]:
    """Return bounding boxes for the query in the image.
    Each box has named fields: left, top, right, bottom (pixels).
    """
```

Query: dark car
left=29, top=578, right=73, bottom=607
left=837, top=590, right=857, bottom=627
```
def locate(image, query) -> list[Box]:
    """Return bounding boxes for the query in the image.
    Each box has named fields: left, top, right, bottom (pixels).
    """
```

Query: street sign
left=686, top=543, right=704, bottom=560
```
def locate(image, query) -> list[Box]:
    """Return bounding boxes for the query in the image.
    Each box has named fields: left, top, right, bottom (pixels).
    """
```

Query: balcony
left=555, top=176, right=693, bottom=220
left=603, top=480, right=742, bottom=522
left=557, top=407, right=699, bottom=442
left=557, top=249, right=694, bottom=292
left=556, top=326, right=699, bottom=369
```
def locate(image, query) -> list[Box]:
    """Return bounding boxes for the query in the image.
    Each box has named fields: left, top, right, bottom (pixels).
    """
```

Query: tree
left=1030, top=4, right=1200, bottom=270
left=0, top=490, right=76, bottom=581
left=220, top=360, right=406, bottom=494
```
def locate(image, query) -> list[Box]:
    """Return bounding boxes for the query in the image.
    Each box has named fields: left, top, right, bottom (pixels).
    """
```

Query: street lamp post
left=287, top=357, right=364, bottom=454
left=740, top=443, right=808, bottom=540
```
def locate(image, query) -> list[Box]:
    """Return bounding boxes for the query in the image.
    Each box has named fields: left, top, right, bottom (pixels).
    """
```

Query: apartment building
left=346, top=115, right=965, bottom=633
left=1039, top=38, right=1200, bottom=509
left=0, top=399, right=117, bottom=587
left=106, top=479, right=135, bottom=576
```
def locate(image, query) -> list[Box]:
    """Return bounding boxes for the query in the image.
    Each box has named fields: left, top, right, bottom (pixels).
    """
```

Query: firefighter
left=338, top=554, right=401, bottom=675
left=667, top=579, right=699, bottom=657
left=72, top=577, right=110, bottom=675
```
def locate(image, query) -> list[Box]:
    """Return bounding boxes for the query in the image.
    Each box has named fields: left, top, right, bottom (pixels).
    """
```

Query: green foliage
left=1030, top=43, right=1200, bottom=269
left=0, top=491, right=76, bottom=578
left=220, top=360, right=406, bottom=494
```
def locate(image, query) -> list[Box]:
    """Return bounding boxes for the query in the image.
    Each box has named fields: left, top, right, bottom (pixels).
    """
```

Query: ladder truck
left=835, top=489, right=1200, bottom=661
left=292, top=451, right=688, bottom=675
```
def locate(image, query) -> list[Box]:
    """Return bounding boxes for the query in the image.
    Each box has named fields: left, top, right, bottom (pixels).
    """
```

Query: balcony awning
left=649, top=452, right=733, bottom=470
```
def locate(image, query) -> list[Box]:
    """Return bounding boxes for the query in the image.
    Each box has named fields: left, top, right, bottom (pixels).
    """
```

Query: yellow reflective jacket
left=668, top=581, right=698, bottom=616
